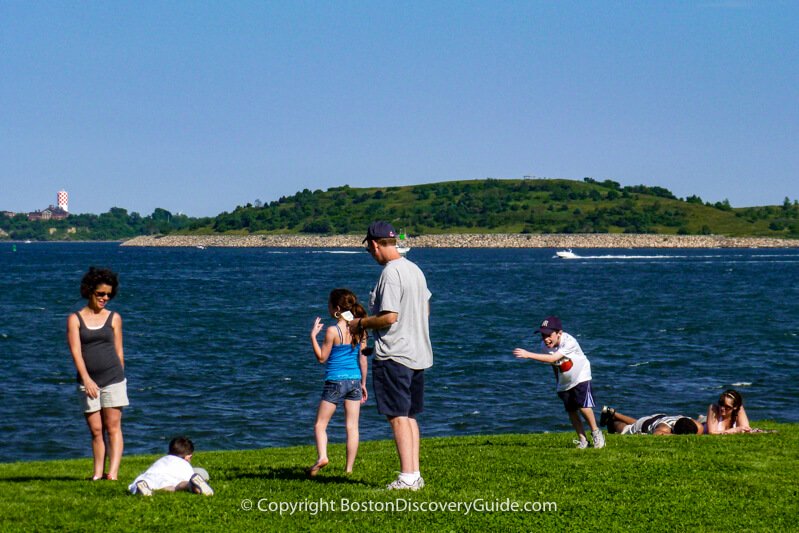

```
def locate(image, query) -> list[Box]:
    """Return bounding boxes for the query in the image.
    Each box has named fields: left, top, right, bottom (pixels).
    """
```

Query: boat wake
left=554, top=252, right=682, bottom=260
left=554, top=252, right=799, bottom=262
left=575, top=254, right=680, bottom=260
left=310, top=250, right=361, bottom=255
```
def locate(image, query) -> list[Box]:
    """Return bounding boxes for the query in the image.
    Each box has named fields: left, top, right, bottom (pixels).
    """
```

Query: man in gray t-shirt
left=349, top=221, right=433, bottom=491
left=369, top=253, right=433, bottom=370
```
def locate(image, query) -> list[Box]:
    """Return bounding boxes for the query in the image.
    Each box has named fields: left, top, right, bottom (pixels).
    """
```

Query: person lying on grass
left=704, top=389, right=751, bottom=434
left=599, top=407, right=703, bottom=435
left=128, top=436, right=214, bottom=496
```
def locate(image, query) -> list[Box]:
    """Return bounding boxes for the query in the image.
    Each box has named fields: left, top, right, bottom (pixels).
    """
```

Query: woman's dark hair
left=329, top=288, right=368, bottom=345
left=719, top=389, right=744, bottom=427
left=168, top=436, right=195, bottom=457
left=80, top=267, right=119, bottom=299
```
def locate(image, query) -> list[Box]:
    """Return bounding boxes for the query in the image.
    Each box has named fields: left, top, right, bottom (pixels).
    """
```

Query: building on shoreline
left=2, top=190, right=71, bottom=221
left=27, top=206, right=69, bottom=221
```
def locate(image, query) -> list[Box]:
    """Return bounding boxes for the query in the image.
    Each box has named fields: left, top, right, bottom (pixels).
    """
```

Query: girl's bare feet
left=307, top=458, right=329, bottom=477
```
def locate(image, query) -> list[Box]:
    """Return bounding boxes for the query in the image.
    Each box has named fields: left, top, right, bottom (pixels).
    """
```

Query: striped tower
left=57, top=190, right=69, bottom=212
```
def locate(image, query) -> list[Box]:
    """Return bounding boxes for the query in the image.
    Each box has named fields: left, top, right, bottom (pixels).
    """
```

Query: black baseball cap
left=363, top=221, right=397, bottom=243
left=535, top=316, right=562, bottom=334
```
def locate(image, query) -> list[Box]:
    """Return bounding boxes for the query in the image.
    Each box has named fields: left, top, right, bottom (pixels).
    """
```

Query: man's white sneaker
left=387, top=475, right=422, bottom=491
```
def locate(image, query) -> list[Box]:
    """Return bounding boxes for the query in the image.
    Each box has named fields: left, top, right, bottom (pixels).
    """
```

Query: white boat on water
left=555, top=249, right=578, bottom=259
left=397, top=229, right=410, bottom=256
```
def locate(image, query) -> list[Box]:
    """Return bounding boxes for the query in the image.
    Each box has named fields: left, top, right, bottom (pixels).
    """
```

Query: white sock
left=399, top=472, right=419, bottom=484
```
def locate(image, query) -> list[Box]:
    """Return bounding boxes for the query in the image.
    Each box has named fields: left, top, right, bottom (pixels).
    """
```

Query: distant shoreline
left=121, top=233, right=799, bottom=248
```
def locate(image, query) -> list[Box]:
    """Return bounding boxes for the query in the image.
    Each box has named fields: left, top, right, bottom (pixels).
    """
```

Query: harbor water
left=1, top=242, right=797, bottom=462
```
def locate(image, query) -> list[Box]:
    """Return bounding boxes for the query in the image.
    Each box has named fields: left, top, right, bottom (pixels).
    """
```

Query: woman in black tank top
left=67, top=267, right=127, bottom=481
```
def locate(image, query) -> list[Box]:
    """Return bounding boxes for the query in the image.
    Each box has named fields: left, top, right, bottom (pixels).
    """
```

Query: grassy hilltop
left=1, top=423, right=796, bottom=532
left=4, top=178, right=799, bottom=241
left=210, top=178, right=799, bottom=238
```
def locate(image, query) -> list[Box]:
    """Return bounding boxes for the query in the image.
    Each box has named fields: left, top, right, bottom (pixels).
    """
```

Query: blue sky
left=2, top=1, right=797, bottom=217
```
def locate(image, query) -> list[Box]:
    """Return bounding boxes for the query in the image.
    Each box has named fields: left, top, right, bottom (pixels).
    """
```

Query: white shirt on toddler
left=128, top=454, right=194, bottom=494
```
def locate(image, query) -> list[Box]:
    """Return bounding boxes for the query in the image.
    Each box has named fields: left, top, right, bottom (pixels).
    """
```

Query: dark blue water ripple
left=1, top=243, right=797, bottom=462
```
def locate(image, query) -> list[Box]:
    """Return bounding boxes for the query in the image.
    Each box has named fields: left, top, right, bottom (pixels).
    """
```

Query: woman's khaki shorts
left=78, top=379, right=129, bottom=413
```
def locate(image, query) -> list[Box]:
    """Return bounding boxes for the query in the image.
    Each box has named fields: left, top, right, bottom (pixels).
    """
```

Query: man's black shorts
left=372, top=358, right=424, bottom=417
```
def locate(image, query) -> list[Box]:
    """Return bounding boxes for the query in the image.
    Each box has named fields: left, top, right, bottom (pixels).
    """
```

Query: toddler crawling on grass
left=128, top=436, right=213, bottom=496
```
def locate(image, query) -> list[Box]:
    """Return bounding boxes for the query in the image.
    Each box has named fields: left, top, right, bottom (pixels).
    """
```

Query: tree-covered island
left=3, top=178, right=798, bottom=241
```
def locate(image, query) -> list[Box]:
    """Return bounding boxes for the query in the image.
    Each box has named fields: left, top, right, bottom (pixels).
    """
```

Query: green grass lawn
left=1, top=423, right=796, bottom=532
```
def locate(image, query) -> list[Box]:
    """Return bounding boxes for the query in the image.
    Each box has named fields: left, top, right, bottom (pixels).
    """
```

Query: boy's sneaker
left=592, top=429, right=606, bottom=449
left=599, top=406, right=616, bottom=427
left=190, top=474, right=214, bottom=496
left=573, top=438, right=590, bottom=449
left=386, top=475, right=422, bottom=491
left=135, top=480, right=153, bottom=496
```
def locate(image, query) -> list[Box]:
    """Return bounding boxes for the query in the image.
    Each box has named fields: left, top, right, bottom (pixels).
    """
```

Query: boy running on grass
left=513, top=316, right=605, bottom=449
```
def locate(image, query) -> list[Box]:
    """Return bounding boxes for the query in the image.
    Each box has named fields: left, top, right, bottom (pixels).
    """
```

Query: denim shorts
left=321, top=379, right=363, bottom=405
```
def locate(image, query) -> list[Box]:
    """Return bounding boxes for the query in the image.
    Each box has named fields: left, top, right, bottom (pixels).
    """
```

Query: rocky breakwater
left=121, top=234, right=364, bottom=247
left=122, top=233, right=799, bottom=248
left=409, top=233, right=799, bottom=248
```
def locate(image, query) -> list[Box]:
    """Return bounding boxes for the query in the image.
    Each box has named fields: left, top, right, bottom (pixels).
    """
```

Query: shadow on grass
left=0, top=475, right=83, bottom=482
left=427, top=436, right=567, bottom=449
left=223, top=466, right=380, bottom=487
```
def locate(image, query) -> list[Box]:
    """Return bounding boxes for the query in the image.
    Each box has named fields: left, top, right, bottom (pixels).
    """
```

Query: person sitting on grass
left=128, top=436, right=214, bottom=496
left=600, top=406, right=704, bottom=435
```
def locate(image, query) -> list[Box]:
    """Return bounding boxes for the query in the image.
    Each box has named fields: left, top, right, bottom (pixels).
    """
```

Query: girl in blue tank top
left=308, top=289, right=369, bottom=477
